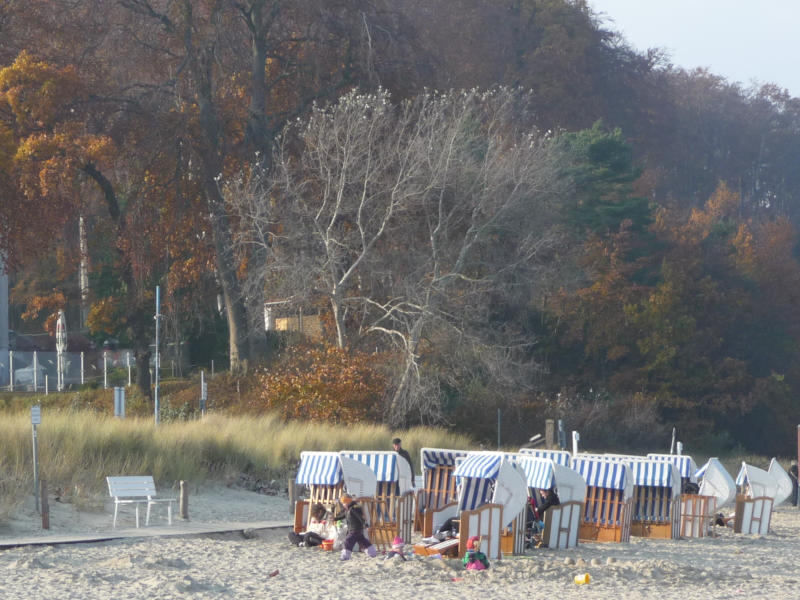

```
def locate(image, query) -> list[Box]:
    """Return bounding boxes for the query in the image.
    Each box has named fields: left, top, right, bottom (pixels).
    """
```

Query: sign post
left=31, top=405, right=41, bottom=513
left=200, top=370, right=207, bottom=417
left=114, top=386, right=125, bottom=418
left=154, top=285, right=161, bottom=425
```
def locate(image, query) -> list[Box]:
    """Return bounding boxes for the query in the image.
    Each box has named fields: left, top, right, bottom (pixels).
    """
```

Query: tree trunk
left=134, top=348, right=152, bottom=399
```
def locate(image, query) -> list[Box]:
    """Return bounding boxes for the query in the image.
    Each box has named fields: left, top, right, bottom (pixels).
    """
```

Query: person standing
left=392, top=437, right=415, bottom=487
left=335, top=494, right=377, bottom=561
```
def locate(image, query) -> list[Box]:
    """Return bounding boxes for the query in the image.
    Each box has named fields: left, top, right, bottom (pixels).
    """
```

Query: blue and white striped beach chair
left=293, top=451, right=344, bottom=532
left=572, top=456, right=634, bottom=543
left=418, top=448, right=471, bottom=536
left=339, top=450, right=415, bottom=550
left=515, top=454, right=586, bottom=549
left=454, top=452, right=528, bottom=559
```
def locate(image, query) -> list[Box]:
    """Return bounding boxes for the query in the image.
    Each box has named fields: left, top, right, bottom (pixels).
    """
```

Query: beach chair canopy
left=491, top=459, right=529, bottom=527
left=768, top=458, right=793, bottom=505
left=454, top=452, right=517, bottom=512
left=296, top=451, right=343, bottom=485
left=515, top=455, right=557, bottom=490
left=571, top=457, right=633, bottom=500
left=340, top=451, right=413, bottom=494
left=517, top=448, right=572, bottom=466
left=697, top=458, right=737, bottom=509
left=736, top=462, right=780, bottom=500
left=629, top=460, right=681, bottom=499
left=339, top=456, right=378, bottom=498
left=420, top=448, right=471, bottom=471
left=515, top=454, right=587, bottom=503
left=647, top=453, right=699, bottom=483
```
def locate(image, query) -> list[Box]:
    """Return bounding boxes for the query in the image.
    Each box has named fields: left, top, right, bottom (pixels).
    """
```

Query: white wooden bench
left=107, top=476, right=176, bottom=528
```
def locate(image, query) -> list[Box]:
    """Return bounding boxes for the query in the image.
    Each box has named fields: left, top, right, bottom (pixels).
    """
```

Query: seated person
left=288, top=503, right=333, bottom=547
left=422, top=516, right=459, bottom=544
left=462, top=536, right=490, bottom=570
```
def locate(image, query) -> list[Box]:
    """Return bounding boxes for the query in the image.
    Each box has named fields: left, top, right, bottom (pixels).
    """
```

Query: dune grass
left=0, top=409, right=474, bottom=523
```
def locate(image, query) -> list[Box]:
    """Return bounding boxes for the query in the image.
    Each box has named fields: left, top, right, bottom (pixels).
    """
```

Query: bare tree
left=232, top=87, right=572, bottom=425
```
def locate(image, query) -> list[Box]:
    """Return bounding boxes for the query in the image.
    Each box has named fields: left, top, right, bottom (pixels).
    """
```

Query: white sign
left=31, top=405, right=41, bottom=425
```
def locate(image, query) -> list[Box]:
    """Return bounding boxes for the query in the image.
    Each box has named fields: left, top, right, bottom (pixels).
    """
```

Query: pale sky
left=589, top=1, right=800, bottom=97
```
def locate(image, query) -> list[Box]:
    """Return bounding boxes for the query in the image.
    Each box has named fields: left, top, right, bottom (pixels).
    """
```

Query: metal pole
left=44, top=374, right=48, bottom=395
left=9, top=350, right=13, bottom=391
left=32, top=423, right=39, bottom=513
left=103, top=350, right=108, bottom=389
left=33, top=351, right=38, bottom=391
left=127, top=351, right=131, bottom=387
left=154, top=285, right=160, bottom=425
left=80, top=351, right=84, bottom=385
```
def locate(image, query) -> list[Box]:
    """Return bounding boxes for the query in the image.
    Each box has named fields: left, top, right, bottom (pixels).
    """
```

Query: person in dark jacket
left=537, top=486, right=560, bottom=516
left=334, top=494, right=377, bottom=561
left=392, top=438, right=415, bottom=487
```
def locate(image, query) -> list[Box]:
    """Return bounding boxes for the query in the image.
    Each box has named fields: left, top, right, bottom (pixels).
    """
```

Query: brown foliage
left=256, top=344, right=389, bottom=423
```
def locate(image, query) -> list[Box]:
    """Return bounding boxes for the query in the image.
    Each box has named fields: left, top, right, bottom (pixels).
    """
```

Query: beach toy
left=573, top=573, right=591, bottom=585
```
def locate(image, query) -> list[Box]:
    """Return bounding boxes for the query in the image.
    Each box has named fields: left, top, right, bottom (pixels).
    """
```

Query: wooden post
left=288, top=473, right=302, bottom=514
left=179, top=480, right=189, bottom=520
left=40, top=478, right=50, bottom=530
left=545, top=419, right=555, bottom=449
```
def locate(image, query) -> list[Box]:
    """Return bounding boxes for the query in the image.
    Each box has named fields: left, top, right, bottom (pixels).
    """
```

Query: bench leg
left=113, top=503, right=119, bottom=529
left=167, top=503, right=172, bottom=525
left=146, top=502, right=151, bottom=527
left=135, top=504, right=140, bottom=528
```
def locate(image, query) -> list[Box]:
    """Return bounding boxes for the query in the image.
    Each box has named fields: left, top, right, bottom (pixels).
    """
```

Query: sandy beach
left=1, top=487, right=799, bottom=599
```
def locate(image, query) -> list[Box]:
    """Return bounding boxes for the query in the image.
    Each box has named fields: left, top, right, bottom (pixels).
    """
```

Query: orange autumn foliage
left=257, top=344, right=389, bottom=423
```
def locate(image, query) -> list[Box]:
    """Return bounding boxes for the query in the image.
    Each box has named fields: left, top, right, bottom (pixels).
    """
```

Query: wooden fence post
left=545, top=419, right=555, bottom=449
left=179, top=480, right=189, bottom=520
left=288, top=472, right=302, bottom=514
left=40, top=478, right=50, bottom=530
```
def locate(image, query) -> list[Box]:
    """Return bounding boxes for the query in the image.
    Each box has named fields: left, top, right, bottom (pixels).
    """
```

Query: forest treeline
left=1, top=1, right=799, bottom=454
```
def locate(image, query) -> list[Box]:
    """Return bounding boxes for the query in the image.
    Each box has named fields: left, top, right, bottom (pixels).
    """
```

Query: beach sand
left=1, top=487, right=799, bottom=599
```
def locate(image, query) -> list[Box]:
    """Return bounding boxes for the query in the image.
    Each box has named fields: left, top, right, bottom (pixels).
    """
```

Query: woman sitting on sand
left=288, top=503, right=333, bottom=547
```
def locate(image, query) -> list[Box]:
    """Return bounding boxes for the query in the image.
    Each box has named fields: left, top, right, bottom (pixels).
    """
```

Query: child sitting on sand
left=384, top=536, right=406, bottom=560
left=462, top=536, right=490, bottom=571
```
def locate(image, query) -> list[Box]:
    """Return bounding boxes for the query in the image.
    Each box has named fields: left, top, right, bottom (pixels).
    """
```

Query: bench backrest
left=107, top=475, right=158, bottom=498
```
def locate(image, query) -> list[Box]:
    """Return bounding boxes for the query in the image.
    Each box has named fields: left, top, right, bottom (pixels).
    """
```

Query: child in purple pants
left=335, top=494, right=377, bottom=561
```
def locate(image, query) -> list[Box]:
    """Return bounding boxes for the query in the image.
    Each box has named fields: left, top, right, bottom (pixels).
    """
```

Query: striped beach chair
left=572, top=456, right=634, bottom=543
left=339, top=450, right=414, bottom=551
left=646, top=453, right=698, bottom=488
left=417, top=448, right=471, bottom=536
left=517, top=448, right=572, bottom=466
left=293, top=451, right=344, bottom=533
left=627, top=460, right=681, bottom=539
left=515, top=454, right=585, bottom=549
left=453, top=452, right=528, bottom=558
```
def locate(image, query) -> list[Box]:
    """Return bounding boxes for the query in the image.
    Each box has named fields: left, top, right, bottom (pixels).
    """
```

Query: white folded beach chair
left=733, top=462, right=777, bottom=534
left=515, top=454, right=585, bottom=549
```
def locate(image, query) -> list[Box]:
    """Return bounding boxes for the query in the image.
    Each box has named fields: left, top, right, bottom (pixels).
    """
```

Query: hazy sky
left=589, top=1, right=800, bottom=97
